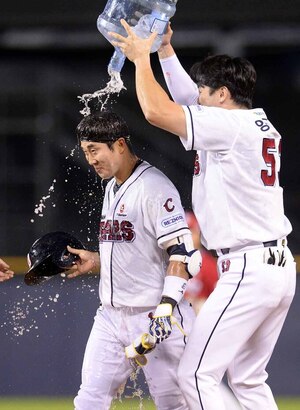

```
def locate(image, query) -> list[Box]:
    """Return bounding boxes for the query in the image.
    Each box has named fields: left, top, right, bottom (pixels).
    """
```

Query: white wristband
left=162, top=275, right=188, bottom=304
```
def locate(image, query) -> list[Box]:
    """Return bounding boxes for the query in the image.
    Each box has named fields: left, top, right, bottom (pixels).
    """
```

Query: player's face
left=198, top=86, right=221, bottom=107
left=81, top=141, right=120, bottom=180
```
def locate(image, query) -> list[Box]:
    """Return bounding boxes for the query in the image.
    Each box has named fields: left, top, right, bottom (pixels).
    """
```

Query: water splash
left=78, top=70, right=126, bottom=116
left=65, top=147, right=77, bottom=159
left=1, top=276, right=98, bottom=339
left=31, top=179, right=57, bottom=222
left=125, top=367, right=145, bottom=409
left=30, top=147, right=79, bottom=224
left=62, top=165, right=103, bottom=243
left=29, top=144, right=102, bottom=247
left=111, top=365, right=147, bottom=409
left=1, top=289, right=59, bottom=338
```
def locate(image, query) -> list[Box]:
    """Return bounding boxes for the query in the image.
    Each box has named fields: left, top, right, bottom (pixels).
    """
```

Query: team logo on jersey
left=194, top=153, right=201, bottom=176
left=221, top=259, right=231, bottom=273
left=163, top=198, right=175, bottom=212
left=99, top=219, right=135, bottom=242
left=161, top=213, right=184, bottom=228
left=116, top=204, right=127, bottom=217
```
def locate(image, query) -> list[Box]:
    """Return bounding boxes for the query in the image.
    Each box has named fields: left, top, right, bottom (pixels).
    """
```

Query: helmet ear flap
left=24, top=231, right=85, bottom=286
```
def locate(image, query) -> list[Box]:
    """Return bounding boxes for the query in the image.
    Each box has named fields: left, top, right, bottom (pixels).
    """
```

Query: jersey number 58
left=261, top=137, right=281, bottom=187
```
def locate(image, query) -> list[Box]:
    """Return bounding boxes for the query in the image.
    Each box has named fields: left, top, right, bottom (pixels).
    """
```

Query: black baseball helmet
left=25, top=231, right=85, bottom=286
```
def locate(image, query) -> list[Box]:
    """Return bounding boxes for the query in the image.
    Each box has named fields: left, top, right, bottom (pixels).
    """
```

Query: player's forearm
left=148, top=262, right=188, bottom=344
left=135, top=56, right=171, bottom=120
left=160, top=54, right=199, bottom=105
left=134, top=56, right=187, bottom=137
left=166, top=260, right=189, bottom=281
left=158, top=261, right=189, bottom=310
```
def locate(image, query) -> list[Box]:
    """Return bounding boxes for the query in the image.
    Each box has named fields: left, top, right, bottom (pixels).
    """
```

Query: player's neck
left=115, top=155, right=141, bottom=186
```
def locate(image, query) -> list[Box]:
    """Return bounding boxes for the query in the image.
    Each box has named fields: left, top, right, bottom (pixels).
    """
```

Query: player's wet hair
left=77, top=111, right=134, bottom=153
left=190, top=54, right=257, bottom=109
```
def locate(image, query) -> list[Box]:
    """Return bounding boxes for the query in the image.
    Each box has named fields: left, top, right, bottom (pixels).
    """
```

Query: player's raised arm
left=66, top=247, right=100, bottom=278
left=109, top=19, right=188, bottom=139
left=158, top=24, right=199, bottom=106
left=0, top=258, right=14, bottom=282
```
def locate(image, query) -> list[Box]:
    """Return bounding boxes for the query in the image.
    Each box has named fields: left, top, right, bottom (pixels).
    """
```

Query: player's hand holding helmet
left=65, top=247, right=100, bottom=278
left=25, top=231, right=85, bottom=286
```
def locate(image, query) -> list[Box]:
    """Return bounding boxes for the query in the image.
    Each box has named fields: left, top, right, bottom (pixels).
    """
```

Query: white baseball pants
left=74, top=300, right=194, bottom=410
left=178, top=245, right=296, bottom=410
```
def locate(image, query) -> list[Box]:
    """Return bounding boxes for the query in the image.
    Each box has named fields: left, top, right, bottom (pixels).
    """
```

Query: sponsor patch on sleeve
left=161, top=213, right=184, bottom=228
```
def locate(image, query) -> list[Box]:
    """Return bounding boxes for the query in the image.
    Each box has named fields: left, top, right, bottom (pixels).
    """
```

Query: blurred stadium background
left=0, top=0, right=300, bottom=408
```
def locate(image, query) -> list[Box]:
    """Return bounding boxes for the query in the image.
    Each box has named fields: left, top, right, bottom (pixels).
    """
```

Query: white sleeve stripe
left=157, top=227, right=190, bottom=243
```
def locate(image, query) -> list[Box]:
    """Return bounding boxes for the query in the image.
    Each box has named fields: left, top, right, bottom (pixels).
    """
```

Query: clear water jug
left=97, top=0, right=178, bottom=73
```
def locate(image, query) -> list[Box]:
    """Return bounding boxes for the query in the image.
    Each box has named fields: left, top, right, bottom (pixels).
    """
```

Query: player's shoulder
left=189, top=105, right=244, bottom=127
left=137, top=161, right=178, bottom=192
left=233, top=108, right=269, bottom=122
left=239, top=108, right=280, bottom=133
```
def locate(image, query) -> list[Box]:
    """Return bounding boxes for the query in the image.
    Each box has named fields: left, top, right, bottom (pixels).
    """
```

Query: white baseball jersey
left=99, top=160, right=190, bottom=307
left=181, top=106, right=292, bottom=250
left=160, top=54, right=292, bottom=250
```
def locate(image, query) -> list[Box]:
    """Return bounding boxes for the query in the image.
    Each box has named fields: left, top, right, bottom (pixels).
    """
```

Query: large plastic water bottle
left=97, top=0, right=179, bottom=73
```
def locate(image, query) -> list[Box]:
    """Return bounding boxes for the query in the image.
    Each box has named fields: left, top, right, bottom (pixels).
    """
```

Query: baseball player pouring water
left=110, top=21, right=297, bottom=410
left=67, top=111, right=201, bottom=410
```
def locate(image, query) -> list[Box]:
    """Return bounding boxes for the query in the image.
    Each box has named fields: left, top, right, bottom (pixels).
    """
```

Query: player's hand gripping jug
left=97, top=0, right=179, bottom=74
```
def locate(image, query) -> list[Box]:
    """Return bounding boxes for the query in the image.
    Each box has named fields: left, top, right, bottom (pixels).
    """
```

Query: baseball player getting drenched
left=66, top=111, right=201, bottom=410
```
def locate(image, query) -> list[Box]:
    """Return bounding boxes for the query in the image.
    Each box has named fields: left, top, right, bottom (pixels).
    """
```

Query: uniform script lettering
left=100, top=220, right=136, bottom=242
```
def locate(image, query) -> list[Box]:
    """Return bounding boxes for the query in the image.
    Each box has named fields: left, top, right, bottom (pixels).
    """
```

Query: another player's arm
left=158, top=24, right=199, bottom=106
left=65, top=246, right=100, bottom=278
left=110, top=19, right=188, bottom=139
left=149, top=234, right=202, bottom=343
left=125, top=234, right=202, bottom=364
left=124, top=258, right=189, bottom=366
